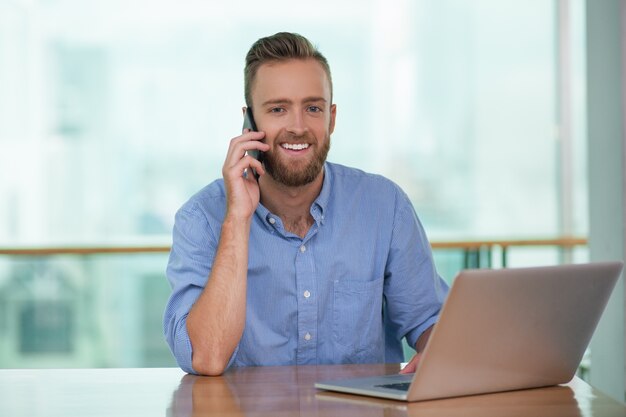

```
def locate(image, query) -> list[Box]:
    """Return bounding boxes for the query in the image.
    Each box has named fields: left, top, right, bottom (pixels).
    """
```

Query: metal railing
left=430, top=237, right=587, bottom=268
left=0, top=237, right=588, bottom=268
left=0, top=236, right=588, bottom=369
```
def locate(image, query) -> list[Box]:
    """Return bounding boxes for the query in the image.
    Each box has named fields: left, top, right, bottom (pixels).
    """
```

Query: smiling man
left=164, top=32, right=449, bottom=376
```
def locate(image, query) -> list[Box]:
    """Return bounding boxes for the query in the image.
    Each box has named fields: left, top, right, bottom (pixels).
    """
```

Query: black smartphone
left=242, top=109, right=263, bottom=179
left=242, top=108, right=258, bottom=131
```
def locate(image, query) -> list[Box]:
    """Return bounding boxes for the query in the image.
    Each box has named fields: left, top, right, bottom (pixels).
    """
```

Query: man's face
left=250, top=58, right=336, bottom=187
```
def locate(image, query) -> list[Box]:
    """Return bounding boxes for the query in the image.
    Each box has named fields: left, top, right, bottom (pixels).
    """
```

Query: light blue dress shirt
left=164, top=162, right=449, bottom=374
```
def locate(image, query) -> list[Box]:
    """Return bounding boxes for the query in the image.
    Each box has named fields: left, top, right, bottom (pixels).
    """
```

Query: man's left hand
left=399, top=325, right=435, bottom=374
left=399, top=352, right=422, bottom=374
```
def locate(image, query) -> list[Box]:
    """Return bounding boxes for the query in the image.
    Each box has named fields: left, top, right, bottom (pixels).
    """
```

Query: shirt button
left=268, top=217, right=276, bottom=225
left=304, top=332, right=312, bottom=341
left=303, top=290, right=311, bottom=298
left=300, top=245, right=306, bottom=253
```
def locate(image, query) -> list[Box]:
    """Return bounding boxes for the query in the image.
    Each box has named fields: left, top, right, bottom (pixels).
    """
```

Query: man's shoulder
left=326, top=162, right=403, bottom=195
left=178, top=179, right=226, bottom=217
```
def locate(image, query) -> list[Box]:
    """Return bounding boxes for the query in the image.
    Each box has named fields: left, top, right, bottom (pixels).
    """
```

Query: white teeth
left=281, top=143, right=309, bottom=150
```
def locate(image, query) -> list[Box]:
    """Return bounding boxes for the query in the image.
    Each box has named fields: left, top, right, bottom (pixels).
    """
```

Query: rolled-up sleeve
left=383, top=190, right=449, bottom=350
left=163, top=205, right=217, bottom=374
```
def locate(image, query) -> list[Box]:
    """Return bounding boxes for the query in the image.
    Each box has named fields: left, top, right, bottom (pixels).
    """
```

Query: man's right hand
left=222, top=129, right=269, bottom=220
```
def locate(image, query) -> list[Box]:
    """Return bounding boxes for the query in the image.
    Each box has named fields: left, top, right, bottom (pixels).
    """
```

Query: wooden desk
left=0, top=364, right=624, bottom=417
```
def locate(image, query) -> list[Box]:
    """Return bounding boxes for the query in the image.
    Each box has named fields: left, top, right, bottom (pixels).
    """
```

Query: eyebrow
left=261, top=97, right=328, bottom=107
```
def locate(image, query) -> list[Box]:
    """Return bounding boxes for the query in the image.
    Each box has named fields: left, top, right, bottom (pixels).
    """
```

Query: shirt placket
left=294, top=236, right=318, bottom=365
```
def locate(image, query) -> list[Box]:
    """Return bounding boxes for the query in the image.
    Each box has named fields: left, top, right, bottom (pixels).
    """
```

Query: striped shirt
left=164, top=162, right=449, bottom=374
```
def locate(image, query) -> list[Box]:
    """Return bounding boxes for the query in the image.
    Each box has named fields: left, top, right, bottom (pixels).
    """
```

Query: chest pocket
left=332, top=276, right=384, bottom=351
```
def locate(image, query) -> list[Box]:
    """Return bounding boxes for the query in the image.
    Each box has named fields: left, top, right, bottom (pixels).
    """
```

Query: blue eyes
left=268, top=106, right=322, bottom=114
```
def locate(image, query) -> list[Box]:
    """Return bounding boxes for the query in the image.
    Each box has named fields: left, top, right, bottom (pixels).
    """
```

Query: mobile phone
left=242, top=109, right=263, bottom=179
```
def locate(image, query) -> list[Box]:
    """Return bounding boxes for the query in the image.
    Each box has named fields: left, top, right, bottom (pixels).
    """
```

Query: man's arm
left=185, top=215, right=250, bottom=375
left=185, top=130, right=268, bottom=376
left=399, top=325, right=434, bottom=374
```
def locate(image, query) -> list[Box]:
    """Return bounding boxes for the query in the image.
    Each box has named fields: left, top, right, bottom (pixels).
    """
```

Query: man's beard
left=263, top=132, right=330, bottom=187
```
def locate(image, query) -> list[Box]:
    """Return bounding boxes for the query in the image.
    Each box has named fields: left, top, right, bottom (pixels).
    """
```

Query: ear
left=329, top=104, right=337, bottom=134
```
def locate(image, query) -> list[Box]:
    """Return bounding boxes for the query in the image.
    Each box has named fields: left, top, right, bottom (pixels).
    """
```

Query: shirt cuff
left=173, top=314, right=240, bottom=374
left=406, top=314, right=439, bottom=351
left=173, top=315, right=195, bottom=374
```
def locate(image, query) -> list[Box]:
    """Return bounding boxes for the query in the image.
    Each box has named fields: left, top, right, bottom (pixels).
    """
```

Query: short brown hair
left=244, top=32, right=333, bottom=107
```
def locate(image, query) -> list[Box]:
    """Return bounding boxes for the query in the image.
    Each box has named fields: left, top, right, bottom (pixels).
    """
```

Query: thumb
left=399, top=353, right=422, bottom=374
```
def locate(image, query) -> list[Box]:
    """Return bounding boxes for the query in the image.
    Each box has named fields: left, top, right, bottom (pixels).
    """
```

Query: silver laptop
left=315, top=261, right=623, bottom=401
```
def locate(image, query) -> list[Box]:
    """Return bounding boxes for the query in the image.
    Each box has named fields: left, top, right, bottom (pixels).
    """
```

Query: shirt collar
left=254, top=202, right=273, bottom=230
left=254, top=162, right=333, bottom=229
left=311, top=162, right=332, bottom=224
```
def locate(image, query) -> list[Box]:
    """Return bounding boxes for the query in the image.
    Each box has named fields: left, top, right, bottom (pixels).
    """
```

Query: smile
left=281, top=143, right=310, bottom=151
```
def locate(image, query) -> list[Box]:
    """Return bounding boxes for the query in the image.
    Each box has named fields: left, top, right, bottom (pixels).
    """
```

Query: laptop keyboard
left=375, top=382, right=411, bottom=391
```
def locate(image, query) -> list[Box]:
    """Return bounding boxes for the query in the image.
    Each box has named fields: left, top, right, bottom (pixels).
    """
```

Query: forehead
left=251, top=59, right=331, bottom=106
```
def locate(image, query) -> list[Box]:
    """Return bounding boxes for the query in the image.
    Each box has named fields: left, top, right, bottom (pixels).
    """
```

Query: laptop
left=315, top=261, right=623, bottom=401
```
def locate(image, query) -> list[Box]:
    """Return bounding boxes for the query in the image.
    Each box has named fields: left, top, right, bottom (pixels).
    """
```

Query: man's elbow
left=191, top=352, right=230, bottom=376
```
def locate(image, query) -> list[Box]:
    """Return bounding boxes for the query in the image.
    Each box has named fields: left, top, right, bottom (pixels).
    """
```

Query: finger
left=224, top=155, right=266, bottom=180
left=399, top=363, right=414, bottom=374
left=399, top=361, right=416, bottom=374
left=225, top=135, right=268, bottom=166
left=226, top=131, right=266, bottom=158
left=242, top=156, right=266, bottom=178
left=399, top=354, right=421, bottom=374
left=230, top=130, right=266, bottom=146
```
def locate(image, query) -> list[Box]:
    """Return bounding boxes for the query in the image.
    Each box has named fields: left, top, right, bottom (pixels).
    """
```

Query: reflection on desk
left=315, top=385, right=581, bottom=417
left=168, top=364, right=626, bottom=417
left=0, top=365, right=624, bottom=417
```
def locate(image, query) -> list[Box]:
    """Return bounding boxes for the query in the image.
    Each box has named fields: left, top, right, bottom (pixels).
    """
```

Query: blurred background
left=0, top=0, right=619, bottom=393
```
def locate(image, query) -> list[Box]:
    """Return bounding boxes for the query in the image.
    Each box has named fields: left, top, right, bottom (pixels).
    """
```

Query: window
left=0, top=0, right=587, bottom=367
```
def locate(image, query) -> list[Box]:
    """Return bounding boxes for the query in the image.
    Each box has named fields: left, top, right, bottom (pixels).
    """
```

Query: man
left=164, top=32, right=448, bottom=376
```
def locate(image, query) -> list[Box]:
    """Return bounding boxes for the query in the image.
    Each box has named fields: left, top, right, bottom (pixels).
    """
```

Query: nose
left=286, top=111, right=308, bottom=136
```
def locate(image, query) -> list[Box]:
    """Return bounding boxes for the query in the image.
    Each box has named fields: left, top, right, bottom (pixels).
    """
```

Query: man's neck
left=259, top=169, right=325, bottom=238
